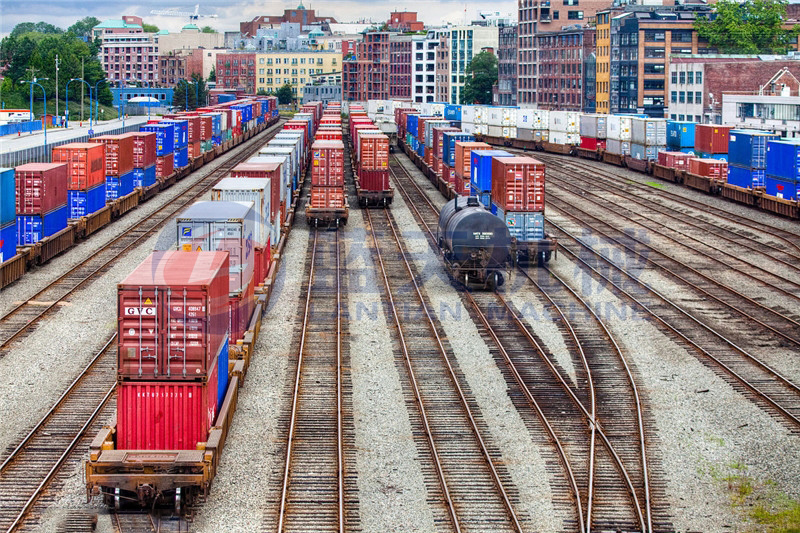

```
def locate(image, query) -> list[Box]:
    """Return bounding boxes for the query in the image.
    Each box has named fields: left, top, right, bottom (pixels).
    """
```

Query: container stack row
left=348, top=111, right=392, bottom=206
left=307, top=103, right=347, bottom=220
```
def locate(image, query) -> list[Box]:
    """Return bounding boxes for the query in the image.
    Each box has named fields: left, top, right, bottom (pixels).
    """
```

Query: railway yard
left=0, top=109, right=799, bottom=533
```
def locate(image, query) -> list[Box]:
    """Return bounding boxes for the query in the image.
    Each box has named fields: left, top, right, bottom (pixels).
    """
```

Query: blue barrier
left=0, top=120, right=42, bottom=137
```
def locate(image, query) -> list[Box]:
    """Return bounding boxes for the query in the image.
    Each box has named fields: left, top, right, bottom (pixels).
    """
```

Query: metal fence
left=0, top=120, right=43, bottom=137
left=0, top=123, right=144, bottom=168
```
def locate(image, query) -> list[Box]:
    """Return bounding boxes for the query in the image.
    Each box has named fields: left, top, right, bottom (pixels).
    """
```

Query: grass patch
left=718, top=462, right=800, bottom=532
left=645, top=181, right=665, bottom=189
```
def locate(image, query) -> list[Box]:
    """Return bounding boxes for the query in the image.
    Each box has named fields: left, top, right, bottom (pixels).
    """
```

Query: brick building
left=159, top=49, right=205, bottom=86
left=388, top=11, right=424, bottom=32
left=517, top=0, right=609, bottom=106
left=240, top=4, right=337, bottom=37
left=216, top=53, right=256, bottom=93
left=343, top=32, right=390, bottom=101
left=434, top=25, right=499, bottom=105
left=495, top=25, right=518, bottom=106
left=535, top=26, right=596, bottom=112
left=390, top=35, right=413, bottom=100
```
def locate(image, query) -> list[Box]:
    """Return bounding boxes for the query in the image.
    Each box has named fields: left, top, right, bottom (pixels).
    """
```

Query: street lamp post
left=93, top=79, right=107, bottom=124
left=67, top=78, right=92, bottom=131
left=20, top=80, right=47, bottom=152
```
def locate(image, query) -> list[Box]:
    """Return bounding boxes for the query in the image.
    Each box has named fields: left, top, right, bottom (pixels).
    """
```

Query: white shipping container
left=420, top=102, right=432, bottom=115
left=461, top=105, right=476, bottom=124
left=631, top=117, right=667, bottom=146
left=579, top=114, right=608, bottom=139
left=606, top=115, right=632, bottom=141
left=211, top=177, right=272, bottom=247
left=275, top=131, right=305, bottom=160
left=503, top=126, right=517, bottom=139
left=430, top=103, right=446, bottom=117
left=535, top=130, right=549, bottom=142
left=487, top=107, right=504, bottom=127
left=605, top=139, right=631, bottom=155
left=518, top=127, right=535, bottom=142
left=488, top=125, right=504, bottom=138
left=474, top=106, right=488, bottom=124
left=548, top=131, right=580, bottom=145
left=261, top=145, right=297, bottom=187
left=516, top=109, right=535, bottom=130
left=461, top=122, right=476, bottom=135
left=502, top=107, right=517, bottom=127
left=533, top=109, right=550, bottom=130
left=549, top=111, right=579, bottom=133
left=474, top=124, right=489, bottom=135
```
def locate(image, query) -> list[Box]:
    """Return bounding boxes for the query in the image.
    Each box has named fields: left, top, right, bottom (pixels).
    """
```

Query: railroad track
left=0, top=124, right=285, bottom=533
left=389, top=154, right=667, bottom=532
left=0, top=120, right=285, bottom=356
left=113, top=510, right=189, bottom=532
left=534, top=152, right=800, bottom=256
left=365, top=205, right=524, bottom=532
left=272, top=224, right=350, bottom=531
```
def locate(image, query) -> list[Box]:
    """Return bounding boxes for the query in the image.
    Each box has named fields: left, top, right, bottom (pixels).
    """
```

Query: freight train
left=346, top=104, right=394, bottom=207
left=0, top=97, right=283, bottom=289
left=437, top=196, right=513, bottom=289
left=82, top=102, right=331, bottom=511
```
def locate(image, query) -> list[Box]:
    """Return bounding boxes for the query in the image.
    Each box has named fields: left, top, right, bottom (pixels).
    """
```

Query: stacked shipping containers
left=116, top=251, right=231, bottom=450
left=230, top=161, right=284, bottom=245
left=727, top=130, right=780, bottom=188
left=120, top=132, right=157, bottom=188
left=309, top=139, right=346, bottom=212
left=491, top=156, right=547, bottom=244
left=470, top=150, right=514, bottom=208
left=515, top=109, right=549, bottom=143
left=666, top=121, right=695, bottom=153
left=630, top=118, right=666, bottom=161
left=140, top=123, right=176, bottom=179
left=694, top=125, right=730, bottom=160
left=14, top=163, right=69, bottom=244
left=442, top=132, right=474, bottom=194
left=89, top=135, right=136, bottom=201
left=579, top=114, right=607, bottom=151
left=52, top=143, right=106, bottom=218
left=606, top=115, right=632, bottom=156
left=765, top=140, right=800, bottom=200
left=548, top=111, right=580, bottom=146
left=1, top=168, right=16, bottom=262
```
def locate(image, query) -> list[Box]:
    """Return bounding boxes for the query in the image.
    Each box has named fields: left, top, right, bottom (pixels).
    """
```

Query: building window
left=553, top=10, right=559, bottom=19
left=696, top=71, right=702, bottom=84
left=695, top=115, right=702, bottom=122
left=568, top=10, right=583, bottom=19
left=679, top=91, right=685, bottom=103
left=687, top=71, right=694, bottom=84
left=671, top=72, right=678, bottom=84
left=695, top=92, right=702, bottom=104
left=671, top=114, right=677, bottom=120
left=645, top=30, right=666, bottom=42
left=679, top=71, right=686, bottom=84
left=671, top=91, right=677, bottom=103
left=679, top=114, right=685, bottom=121
left=687, top=92, right=694, bottom=104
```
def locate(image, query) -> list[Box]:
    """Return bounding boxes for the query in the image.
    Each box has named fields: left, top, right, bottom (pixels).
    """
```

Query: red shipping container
left=454, top=141, right=492, bottom=180
left=253, top=242, right=271, bottom=287
left=689, top=158, right=728, bottom=179
left=229, top=280, right=255, bottom=343
left=51, top=143, right=105, bottom=189
left=580, top=136, right=601, bottom=151
left=350, top=120, right=375, bottom=142
left=310, top=186, right=346, bottom=209
left=657, top=151, right=692, bottom=169
left=433, top=127, right=460, bottom=161
left=357, top=132, right=389, bottom=170
left=230, top=162, right=282, bottom=224
left=353, top=125, right=380, bottom=154
left=188, top=141, right=203, bottom=160
left=284, top=121, right=309, bottom=145
left=156, top=153, right=174, bottom=179
left=14, top=163, right=69, bottom=215
left=424, top=149, right=434, bottom=168
left=316, top=129, right=343, bottom=141
left=119, top=132, right=157, bottom=169
left=694, top=125, right=731, bottom=155
left=89, top=135, right=134, bottom=177
left=320, top=118, right=341, bottom=126
left=199, top=116, right=213, bottom=141
left=311, top=140, right=345, bottom=187
left=117, top=251, right=230, bottom=380
left=184, top=115, right=201, bottom=143
left=116, top=366, right=219, bottom=450
left=491, top=156, right=546, bottom=212
left=433, top=157, right=442, bottom=177
left=359, top=169, right=390, bottom=192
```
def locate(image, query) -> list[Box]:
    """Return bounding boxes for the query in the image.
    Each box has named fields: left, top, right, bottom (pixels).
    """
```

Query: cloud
left=1, top=0, right=517, bottom=36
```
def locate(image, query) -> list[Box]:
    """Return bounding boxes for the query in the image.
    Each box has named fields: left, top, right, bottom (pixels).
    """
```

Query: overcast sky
left=1, top=0, right=518, bottom=37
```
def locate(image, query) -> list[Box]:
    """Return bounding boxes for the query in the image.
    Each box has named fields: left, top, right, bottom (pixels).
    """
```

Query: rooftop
left=94, top=19, right=142, bottom=30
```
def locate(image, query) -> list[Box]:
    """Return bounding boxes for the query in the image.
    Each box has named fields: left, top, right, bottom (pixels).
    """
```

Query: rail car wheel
left=114, top=488, right=121, bottom=511
left=175, top=488, right=182, bottom=514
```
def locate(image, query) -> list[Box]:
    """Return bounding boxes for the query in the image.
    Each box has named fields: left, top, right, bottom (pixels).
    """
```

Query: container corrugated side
left=51, top=143, right=106, bottom=190
left=0, top=168, right=15, bottom=227
left=766, top=140, right=800, bottom=181
left=211, top=177, right=271, bottom=247
left=491, top=156, right=546, bottom=212
left=14, top=163, right=68, bottom=216
left=470, top=150, right=514, bottom=192
left=16, top=204, right=68, bottom=245
left=0, top=222, right=16, bottom=263
left=454, top=142, right=492, bottom=180
left=89, top=135, right=135, bottom=176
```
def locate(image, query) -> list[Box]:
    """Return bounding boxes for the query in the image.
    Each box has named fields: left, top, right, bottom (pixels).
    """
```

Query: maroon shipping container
left=51, top=143, right=105, bottom=190
left=156, top=154, right=174, bottom=179
left=359, top=169, right=390, bottom=192
left=89, top=135, right=135, bottom=176
left=316, top=129, right=343, bottom=141
left=230, top=162, right=282, bottom=223
left=694, top=125, right=731, bottom=154
left=229, top=282, right=255, bottom=343
left=311, top=140, right=345, bottom=187
left=284, top=121, right=309, bottom=145
left=309, top=186, right=346, bottom=209
left=491, top=156, right=546, bottom=212
left=117, top=251, right=230, bottom=380
left=199, top=116, right=214, bottom=141
left=689, top=158, right=728, bottom=179
left=357, top=132, right=389, bottom=171
left=120, top=132, right=157, bottom=169
left=14, top=163, right=68, bottom=215
left=116, top=362, right=219, bottom=450
left=188, top=141, right=202, bottom=160
left=657, top=151, right=692, bottom=169
left=184, top=115, right=201, bottom=143
left=580, top=136, right=606, bottom=151
left=433, top=127, right=460, bottom=161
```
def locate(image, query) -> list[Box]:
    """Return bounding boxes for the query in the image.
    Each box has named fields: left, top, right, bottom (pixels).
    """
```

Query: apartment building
left=495, top=25, right=518, bottom=106
left=434, top=25, right=499, bottom=105
left=517, top=0, right=609, bottom=106
left=240, top=4, right=337, bottom=37
left=535, top=25, right=596, bottom=111
left=343, top=32, right=391, bottom=101
left=412, top=33, right=439, bottom=103
left=94, top=17, right=159, bottom=84
left=390, top=35, right=413, bottom=100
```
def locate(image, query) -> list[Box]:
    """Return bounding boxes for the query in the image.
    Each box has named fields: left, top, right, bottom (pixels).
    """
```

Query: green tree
left=208, top=65, right=216, bottom=82
left=201, top=26, right=217, bottom=33
left=460, top=51, right=498, bottom=105
left=256, top=88, right=269, bottom=96
left=10, top=21, right=63, bottom=37
left=172, top=75, right=209, bottom=111
left=276, top=83, right=294, bottom=105
left=695, top=0, right=799, bottom=54
left=142, top=23, right=159, bottom=33
left=67, top=17, right=101, bottom=38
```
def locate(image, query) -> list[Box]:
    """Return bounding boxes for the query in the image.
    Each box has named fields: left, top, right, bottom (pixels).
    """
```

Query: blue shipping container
left=1, top=221, right=17, bottom=262
left=766, top=140, right=800, bottom=181
left=442, top=132, right=475, bottom=167
left=470, top=186, right=492, bottom=211
left=728, top=130, right=779, bottom=169
left=68, top=183, right=106, bottom=218
left=16, top=204, right=68, bottom=245
left=444, top=104, right=462, bottom=122
left=132, top=166, right=157, bottom=188
left=216, top=337, right=229, bottom=411
left=416, top=142, right=425, bottom=158
left=496, top=207, right=545, bottom=242
left=727, top=165, right=765, bottom=189
left=0, top=167, right=15, bottom=227
left=174, top=146, right=189, bottom=169
left=765, top=175, right=800, bottom=200
left=666, top=121, right=695, bottom=149
left=160, top=119, right=188, bottom=149
left=696, top=151, right=728, bottom=162
left=212, top=135, right=222, bottom=146
left=140, top=124, right=175, bottom=156
left=407, top=114, right=419, bottom=137
left=106, top=170, right=136, bottom=201
left=218, top=94, right=236, bottom=103
left=470, top=150, right=514, bottom=192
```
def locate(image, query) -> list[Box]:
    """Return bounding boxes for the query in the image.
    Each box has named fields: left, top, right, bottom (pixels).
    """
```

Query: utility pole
left=81, top=57, right=85, bottom=121
left=55, top=55, right=59, bottom=125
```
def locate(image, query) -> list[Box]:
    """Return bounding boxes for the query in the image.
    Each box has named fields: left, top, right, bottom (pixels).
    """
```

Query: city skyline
left=1, top=0, right=518, bottom=37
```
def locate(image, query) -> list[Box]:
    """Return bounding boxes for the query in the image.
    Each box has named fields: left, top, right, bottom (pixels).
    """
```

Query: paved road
left=0, top=116, right=151, bottom=154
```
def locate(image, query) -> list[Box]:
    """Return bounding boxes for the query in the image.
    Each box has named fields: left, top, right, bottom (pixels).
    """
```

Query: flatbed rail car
left=84, top=184, right=297, bottom=511
left=0, top=115, right=282, bottom=290
left=472, top=132, right=800, bottom=221
left=396, top=137, right=558, bottom=265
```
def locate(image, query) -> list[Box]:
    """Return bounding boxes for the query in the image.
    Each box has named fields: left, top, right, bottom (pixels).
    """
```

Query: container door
left=118, top=287, right=163, bottom=378
left=525, top=166, right=545, bottom=212
left=504, top=165, right=525, bottom=211
left=165, top=286, right=213, bottom=378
